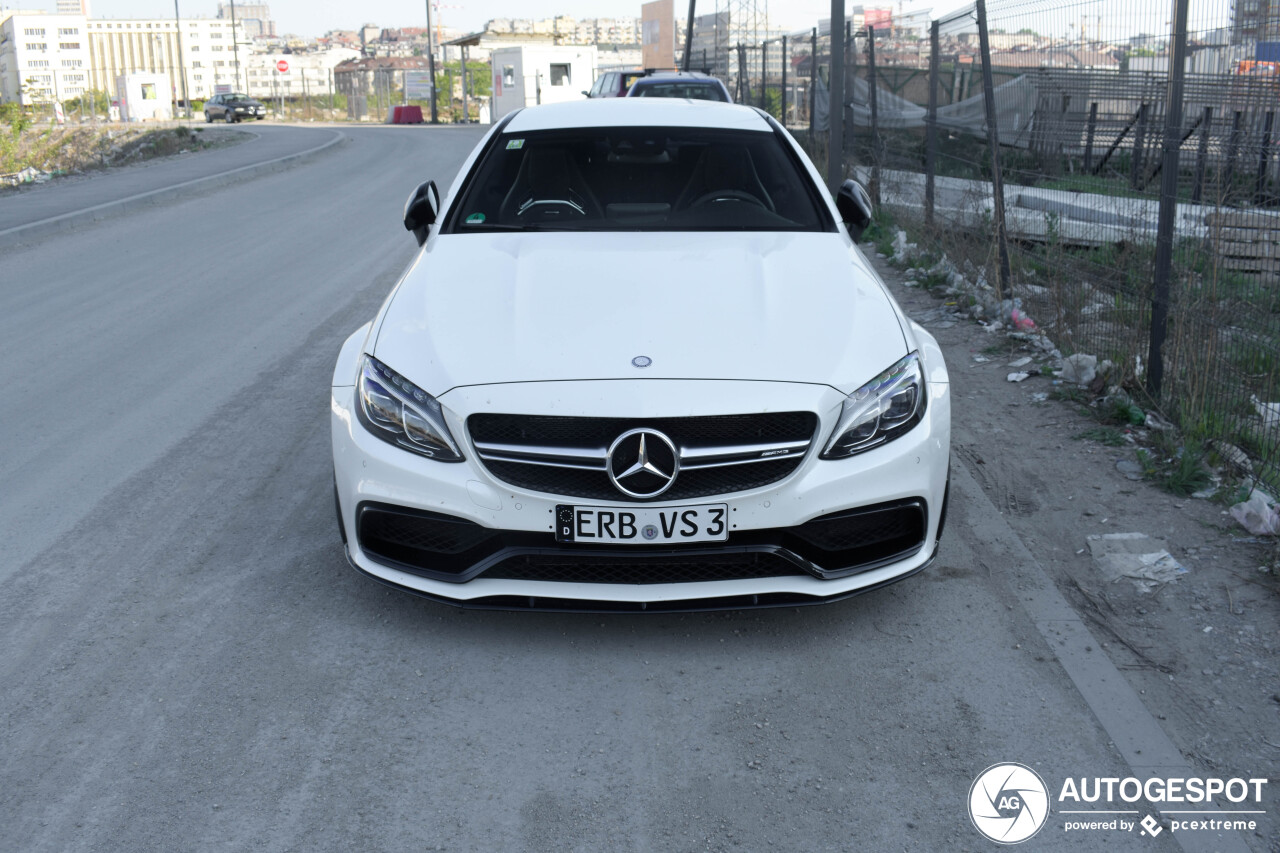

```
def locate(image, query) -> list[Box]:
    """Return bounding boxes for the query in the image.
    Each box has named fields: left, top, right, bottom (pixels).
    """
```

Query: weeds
left=1073, top=426, right=1127, bottom=446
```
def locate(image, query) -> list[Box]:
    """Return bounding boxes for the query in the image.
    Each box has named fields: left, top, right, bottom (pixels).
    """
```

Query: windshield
left=632, top=82, right=728, bottom=102
left=445, top=126, right=832, bottom=233
left=227, top=93, right=252, bottom=100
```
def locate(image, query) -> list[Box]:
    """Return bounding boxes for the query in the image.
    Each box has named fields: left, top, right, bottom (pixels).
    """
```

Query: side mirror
left=581, top=90, right=590, bottom=97
left=836, top=179, right=874, bottom=240
left=403, top=179, right=441, bottom=246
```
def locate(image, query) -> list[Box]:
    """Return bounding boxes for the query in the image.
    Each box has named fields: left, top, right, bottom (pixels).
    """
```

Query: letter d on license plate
left=556, top=503, right=729, bottom=544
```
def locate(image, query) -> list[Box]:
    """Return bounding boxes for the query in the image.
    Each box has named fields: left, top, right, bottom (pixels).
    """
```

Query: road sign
left=276, top=60, right=289, bottom=73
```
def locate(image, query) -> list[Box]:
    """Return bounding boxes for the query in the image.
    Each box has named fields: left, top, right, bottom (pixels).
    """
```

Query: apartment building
left=88, top=17, right=249, bottom=102
left=0, top=12, right=91, bottom=104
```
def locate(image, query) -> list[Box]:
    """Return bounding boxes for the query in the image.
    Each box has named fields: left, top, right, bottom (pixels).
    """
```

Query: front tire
left=204, top=111, right=212, bottom=124
left=225, top=111, right=235, bottom=124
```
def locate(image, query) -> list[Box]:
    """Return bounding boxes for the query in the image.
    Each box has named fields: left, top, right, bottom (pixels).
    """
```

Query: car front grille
left=355, top=499, right=928, bottom=585
left=481, top=552, right=804, bottom=584
left=468, top=412, right=817, bottom=501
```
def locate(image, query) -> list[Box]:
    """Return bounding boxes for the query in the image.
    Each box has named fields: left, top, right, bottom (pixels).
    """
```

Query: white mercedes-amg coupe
left=331, top=99, right=950, bottom=611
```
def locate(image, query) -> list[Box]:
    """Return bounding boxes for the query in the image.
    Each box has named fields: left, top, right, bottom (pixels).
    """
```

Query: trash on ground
left=1144, top=412, right=1173, bottom=432
left=1008, top=356, right=1033, bottom=368
left=1115, top=459, right=1145, bottom=481
left=1030, top=392, right=1049, bottom=403
left=1229, top=490, right=1280, bottom=536
left=973, top=354, right=990, bottom=363
left=1211, top=441, right=1253, bottom=475
left=1007, top=372, right=1031, bottom=383
left=1087, top=532, right=1189, bottom=592
left=1060, top=353, right=1098, bottom=386
left=1250, top=395, right=1280, bottom=430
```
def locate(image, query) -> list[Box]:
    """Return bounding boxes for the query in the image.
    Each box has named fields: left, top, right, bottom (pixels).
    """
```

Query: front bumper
left=332, top=369, right=950, bottom=609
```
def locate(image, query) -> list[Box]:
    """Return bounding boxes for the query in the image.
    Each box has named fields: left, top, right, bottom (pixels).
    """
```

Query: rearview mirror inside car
left=836, top=180, right=874, bottom=240
left=403, top=180, right=441, bottom=246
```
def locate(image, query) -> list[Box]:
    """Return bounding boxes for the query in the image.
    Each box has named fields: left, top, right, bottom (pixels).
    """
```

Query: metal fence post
left=975, top=0, right=1012, bottom=298
left=925, top=21, right=939, bottom=229
left=867, top=25, right=881, bottom=205
left=1147, top=0, right=1190, bottom=401
left=1130, top=102, right=1149, bottom=190
left=1083, top=102, right=1098, bottom=172
left=809, top=28, right=817, bottom=145
left=761, top=40, right=768, bottom=110
left=1256, top=111, right=1275, bottom=202
left=827, top=1, right=845, bottom=192
left=1191, top=106, right=1212, bottom=203
left=1224, top=110, right=1243, bottom=192
left=781, top=35, right=787, bottom=125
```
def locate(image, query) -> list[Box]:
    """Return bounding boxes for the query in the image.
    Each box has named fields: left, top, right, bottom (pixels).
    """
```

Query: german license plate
left=556, top=503, right=728, bottom=544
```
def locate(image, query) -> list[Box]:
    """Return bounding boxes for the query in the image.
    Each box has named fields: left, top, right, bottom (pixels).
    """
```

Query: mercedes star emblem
left=606, top=428, right=679, bottom=498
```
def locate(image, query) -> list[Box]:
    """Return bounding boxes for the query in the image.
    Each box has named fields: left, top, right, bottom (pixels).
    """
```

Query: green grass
left=1073, top=426, right=1127, bottom=446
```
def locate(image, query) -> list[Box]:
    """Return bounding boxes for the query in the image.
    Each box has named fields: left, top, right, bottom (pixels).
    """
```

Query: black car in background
left=626, top=72, right=733, bottom=103
left=204, top=93, right=267, bottom=123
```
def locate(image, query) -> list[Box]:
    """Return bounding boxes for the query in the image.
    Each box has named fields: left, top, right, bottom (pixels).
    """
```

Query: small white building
left=116, top=71, right=172, bottom=120
left=491, top=45, right=596, bottom=121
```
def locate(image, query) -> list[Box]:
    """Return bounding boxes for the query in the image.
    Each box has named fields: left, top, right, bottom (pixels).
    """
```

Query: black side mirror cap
left=836, top=179, right=874, bottom=240
left=403, top=179, right=441, bottom=246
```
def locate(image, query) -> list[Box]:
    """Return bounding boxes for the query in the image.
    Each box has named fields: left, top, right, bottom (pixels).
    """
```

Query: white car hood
left=373, top=231, right=907, bottom=395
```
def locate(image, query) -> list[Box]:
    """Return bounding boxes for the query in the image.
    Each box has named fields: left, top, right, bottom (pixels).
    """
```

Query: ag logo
left=968, top=763, right=1050, bottom=844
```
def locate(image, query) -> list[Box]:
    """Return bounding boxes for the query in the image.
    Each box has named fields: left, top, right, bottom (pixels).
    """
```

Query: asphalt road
left=0, top=126, right=1244, bottom=851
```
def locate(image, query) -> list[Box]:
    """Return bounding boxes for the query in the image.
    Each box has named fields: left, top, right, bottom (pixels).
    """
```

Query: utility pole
left=229, top=0, right=243, bottom=92
left=425, top=0, right=438, bottom=123
left=827, top=0, right=845, bottom=191
left=682, top=0, right=696, bottom=72
left=174, top=0, right=190, bottom=118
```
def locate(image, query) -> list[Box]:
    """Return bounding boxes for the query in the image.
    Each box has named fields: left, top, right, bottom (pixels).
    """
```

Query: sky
left=18, top=0, right=1227, bottom=41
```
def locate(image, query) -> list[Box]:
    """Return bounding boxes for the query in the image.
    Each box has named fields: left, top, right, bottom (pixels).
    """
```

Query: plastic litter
left=1115, top=459, right=1144, bottom=481
left=1007, top=356, right=1033, bottom=368
left=1229, top=490, right=1280, bottom=536
left=1086, top=532, right=1189, bottom=592
left=1007, top=372, right=1031, bottom=383
left=1250, top=395, right=1280, bottom=430
left=1060, top=353, right=1098, bottom=386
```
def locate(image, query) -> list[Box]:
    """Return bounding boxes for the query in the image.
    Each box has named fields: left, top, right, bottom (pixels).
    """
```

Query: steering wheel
left=689, top=189, right=765, bottom=208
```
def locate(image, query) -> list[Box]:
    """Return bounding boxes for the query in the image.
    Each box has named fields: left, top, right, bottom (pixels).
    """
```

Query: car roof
left=504, top=99, right=768, bottom=132
left=635, top=72, right=718, bottom=81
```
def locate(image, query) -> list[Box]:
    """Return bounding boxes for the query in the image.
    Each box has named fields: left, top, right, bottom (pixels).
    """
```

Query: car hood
left=373, top=231, right=907, bottom=395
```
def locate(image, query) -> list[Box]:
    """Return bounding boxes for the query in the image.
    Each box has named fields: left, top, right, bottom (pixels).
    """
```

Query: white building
left=116, top=71, right=171, bottom=120
left=0, top=11, right=91, bottom=105
left=490, top=44, right=596, bottom=121
left=241, top=48, right=359, bottom=99
left=88, top=16, right=252, bottom=103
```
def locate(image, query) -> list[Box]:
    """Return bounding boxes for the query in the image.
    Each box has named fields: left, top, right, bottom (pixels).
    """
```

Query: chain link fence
left=711, top=0, right=1280, bottom=494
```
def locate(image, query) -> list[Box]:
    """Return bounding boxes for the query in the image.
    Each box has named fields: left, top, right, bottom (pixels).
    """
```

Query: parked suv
left=204, top=93, right=267, bottom=123
left=585, top=70, right=644, bottom=98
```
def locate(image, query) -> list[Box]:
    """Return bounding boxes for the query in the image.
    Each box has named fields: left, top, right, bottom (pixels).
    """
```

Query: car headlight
left=356, top=355, right=463, bottom=461
left=235, top=106, right=245, bottom=111
left=821, top=352, right=926, bottom=459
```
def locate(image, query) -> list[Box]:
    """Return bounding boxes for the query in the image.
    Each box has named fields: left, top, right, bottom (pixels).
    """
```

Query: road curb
left=0, top=127, right=346, bottom=251
left=950, top=461, right=1255, bottom=853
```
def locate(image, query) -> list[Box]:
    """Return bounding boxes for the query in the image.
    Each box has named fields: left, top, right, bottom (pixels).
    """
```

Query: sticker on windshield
left=505, top=138, right=525, bottom=149
left=465, top=212, right=486, bottom=224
